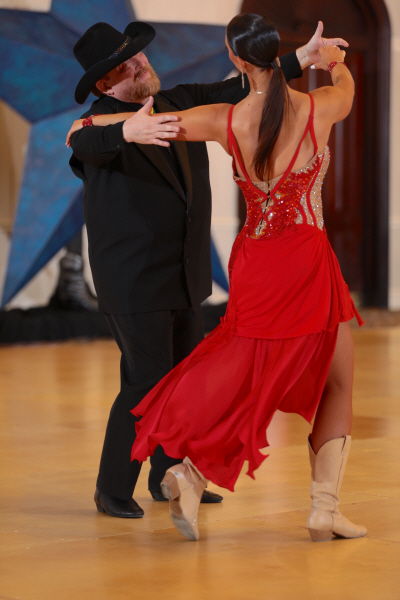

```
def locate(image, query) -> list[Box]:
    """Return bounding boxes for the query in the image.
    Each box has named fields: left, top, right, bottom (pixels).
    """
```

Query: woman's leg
left=311, top=322, right=354, bottom=453
left=161, top=458, right=207, bottom=541
left=306, top=322, right=366, bottom=540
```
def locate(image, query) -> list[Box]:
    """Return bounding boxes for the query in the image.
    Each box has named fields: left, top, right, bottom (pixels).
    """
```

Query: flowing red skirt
left=131, top=225, right=363, bottom=491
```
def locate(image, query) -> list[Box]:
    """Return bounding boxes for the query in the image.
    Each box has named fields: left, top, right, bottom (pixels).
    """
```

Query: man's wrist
left=296, top=45, right=312, bottom=70
left=106, top=120, right=127, bottom=147
left=122, top=120, right=131, bottom=143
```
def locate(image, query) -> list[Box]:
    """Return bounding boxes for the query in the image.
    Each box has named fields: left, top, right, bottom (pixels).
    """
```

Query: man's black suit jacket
left=70, top=52, right=302, bottom=315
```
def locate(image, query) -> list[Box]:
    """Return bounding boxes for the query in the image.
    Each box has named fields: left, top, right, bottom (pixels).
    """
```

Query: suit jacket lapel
left=155, top=97, right=194, bottom=211
left=107, top=96, right=188, bottom=203
left=136, top=143, right=187, bottom=204
left=171, top=140, right=193, bottom=212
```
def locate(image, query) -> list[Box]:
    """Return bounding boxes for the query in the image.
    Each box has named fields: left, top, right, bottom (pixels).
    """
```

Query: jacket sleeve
left=280, top=51, right=303, bottom=82
left=69, top=96, right=129, bottom=178
left=176, top=50, right=302, bottom=107
left=70, top=121, right=126, bottom=169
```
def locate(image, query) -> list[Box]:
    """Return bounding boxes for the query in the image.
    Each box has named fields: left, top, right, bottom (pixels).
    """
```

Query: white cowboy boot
left=161, top=457, right=207, bottom=541
left=307, top=435, right=367, bottom=541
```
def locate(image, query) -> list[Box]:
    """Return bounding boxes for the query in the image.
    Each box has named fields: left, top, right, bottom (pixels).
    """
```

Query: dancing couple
left=69, top=14, right=366, bottom=542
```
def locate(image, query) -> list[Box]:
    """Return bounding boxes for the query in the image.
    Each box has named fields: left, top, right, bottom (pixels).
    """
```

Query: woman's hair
left=226, top=13, right=290, bottom=180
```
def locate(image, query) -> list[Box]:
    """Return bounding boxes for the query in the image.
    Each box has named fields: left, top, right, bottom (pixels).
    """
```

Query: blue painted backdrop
left=0, top=0, right=231, bottom=306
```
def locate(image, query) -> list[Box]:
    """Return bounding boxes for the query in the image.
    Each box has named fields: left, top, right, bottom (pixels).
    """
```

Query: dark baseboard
left=0, top=302, right=228, bottom=344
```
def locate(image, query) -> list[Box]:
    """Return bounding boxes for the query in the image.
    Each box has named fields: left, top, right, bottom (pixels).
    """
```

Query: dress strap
left=308, top=93, right=318, bottom=155
left=227, top=105, right=235, bottom=158
left=228, top=105, right=249, bottom=179
left=227, top=105, right=244, bottom=179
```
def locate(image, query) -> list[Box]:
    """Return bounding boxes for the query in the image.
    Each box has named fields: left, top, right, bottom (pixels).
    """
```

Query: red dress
left=131, top=95, right=363, bottom=491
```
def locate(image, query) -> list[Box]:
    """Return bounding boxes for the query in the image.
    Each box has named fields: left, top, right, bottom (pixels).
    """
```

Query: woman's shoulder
left=289, top=88, right=337, bottom=120
left=287, top=88, right=313, bottom=117
left=308, top=85, right=352, bottom=123
left=212, top=103, right=234, bottom=124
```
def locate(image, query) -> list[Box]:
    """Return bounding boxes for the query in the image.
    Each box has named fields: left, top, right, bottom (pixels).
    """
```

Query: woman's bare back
left=227, top=88, right=330, bottom=182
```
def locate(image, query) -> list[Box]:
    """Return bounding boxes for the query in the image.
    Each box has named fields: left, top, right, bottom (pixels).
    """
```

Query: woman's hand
left=66, top=119, right=84, bottom=147
left=314, top=45, right=347, bottom=71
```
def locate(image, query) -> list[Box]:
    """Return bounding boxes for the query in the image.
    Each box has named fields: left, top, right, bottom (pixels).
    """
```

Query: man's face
left=97, top=52, right=160, bottom=103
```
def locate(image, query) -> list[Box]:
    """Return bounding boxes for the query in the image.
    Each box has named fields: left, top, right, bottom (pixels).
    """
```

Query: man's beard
left=120, top=64, right=161, bottom=103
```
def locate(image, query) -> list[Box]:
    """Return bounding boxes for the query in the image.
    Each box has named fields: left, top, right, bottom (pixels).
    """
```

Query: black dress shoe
left=94, top=488, right=144, bottom=518
left=150, top=488, right=223, bottom=504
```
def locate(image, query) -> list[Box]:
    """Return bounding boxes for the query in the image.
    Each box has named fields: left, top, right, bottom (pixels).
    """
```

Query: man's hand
left=122, top=97, right=180, bottom=147
left=296, top=21, right=349, bottom=70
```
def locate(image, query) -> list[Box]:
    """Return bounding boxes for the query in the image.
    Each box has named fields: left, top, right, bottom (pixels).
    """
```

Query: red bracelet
left=82, top=114, right=101, bottom=127
left=328, top=61, right=345, bottom=74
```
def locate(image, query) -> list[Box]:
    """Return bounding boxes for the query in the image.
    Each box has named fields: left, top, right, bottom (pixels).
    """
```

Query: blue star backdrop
left=0, top=0, right=231, bottom=306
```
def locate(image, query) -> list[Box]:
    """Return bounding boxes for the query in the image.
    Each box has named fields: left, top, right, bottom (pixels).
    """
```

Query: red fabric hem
left=131, top=326, right=338, bottom=491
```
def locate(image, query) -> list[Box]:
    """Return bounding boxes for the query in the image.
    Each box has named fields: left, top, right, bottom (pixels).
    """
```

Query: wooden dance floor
left=1, top=326, right=400, bottom=599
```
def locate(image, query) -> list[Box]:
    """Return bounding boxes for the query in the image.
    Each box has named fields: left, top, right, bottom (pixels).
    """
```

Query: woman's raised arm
left=124, top=102, right=231, bottom=147
left=311, top=45, right=355, bottom=124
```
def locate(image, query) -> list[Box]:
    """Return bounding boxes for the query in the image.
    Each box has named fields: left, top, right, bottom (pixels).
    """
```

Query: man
left=70, top=20, right=347, bottom=518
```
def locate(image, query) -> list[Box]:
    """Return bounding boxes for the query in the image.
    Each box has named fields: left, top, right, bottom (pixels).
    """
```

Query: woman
left=67, top=14, right=366, bottom=543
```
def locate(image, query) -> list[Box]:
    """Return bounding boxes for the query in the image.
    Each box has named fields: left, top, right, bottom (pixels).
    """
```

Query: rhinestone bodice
left=234, top=147, right=330, bottom=240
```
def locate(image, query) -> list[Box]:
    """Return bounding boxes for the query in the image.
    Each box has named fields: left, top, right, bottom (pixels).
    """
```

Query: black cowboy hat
left=73, top=21, right=156, bottom=104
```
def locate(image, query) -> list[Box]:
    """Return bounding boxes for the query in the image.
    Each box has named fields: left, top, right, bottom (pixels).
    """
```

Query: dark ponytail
left=227, top=14, right=290, bottom=180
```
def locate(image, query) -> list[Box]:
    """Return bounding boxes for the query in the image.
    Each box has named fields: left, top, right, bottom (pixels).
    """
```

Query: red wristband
left=82, top=114, right=101, bottom=127
left=328, top=61, right=345, bottom=74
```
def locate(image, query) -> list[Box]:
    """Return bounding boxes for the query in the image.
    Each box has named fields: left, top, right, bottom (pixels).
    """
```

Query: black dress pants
left=96, top=307, right=204, bottom=500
